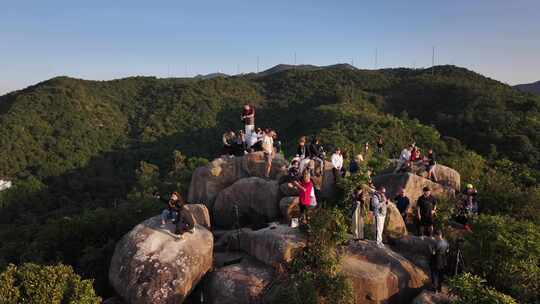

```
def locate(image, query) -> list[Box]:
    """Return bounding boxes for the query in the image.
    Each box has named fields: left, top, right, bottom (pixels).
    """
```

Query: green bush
left=448, top=273, right=517, bottom=304
left=0, top=263, right=101, bottom=304
left=463, top=215, right=540, bottom=303
left=277, top=208, right=353, bottom=304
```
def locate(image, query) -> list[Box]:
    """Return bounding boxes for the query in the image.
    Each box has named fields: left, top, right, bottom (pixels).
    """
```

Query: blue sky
left=1, top=0, right=539, bottom=94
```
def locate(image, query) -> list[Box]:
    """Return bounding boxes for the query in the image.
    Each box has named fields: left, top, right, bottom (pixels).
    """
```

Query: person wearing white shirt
left=331, top=148, right=344, bottom=182
left=394, top=144, right=413, bottom=173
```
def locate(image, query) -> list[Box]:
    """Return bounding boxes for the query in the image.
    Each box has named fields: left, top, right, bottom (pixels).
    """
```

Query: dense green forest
left=1, top=65, right=539, bottom=302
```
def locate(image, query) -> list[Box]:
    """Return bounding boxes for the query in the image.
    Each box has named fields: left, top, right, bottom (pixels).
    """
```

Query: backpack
left=370, top=192, right=381, bottom=212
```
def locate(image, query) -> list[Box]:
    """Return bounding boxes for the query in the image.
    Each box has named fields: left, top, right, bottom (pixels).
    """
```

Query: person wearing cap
left=463, top=183, right=479, bottom=215
left=394, top=188, right=410, bottom=222
left=371, top=186, right=388, bottom=247
left=416, top=186, right=437, bottom=237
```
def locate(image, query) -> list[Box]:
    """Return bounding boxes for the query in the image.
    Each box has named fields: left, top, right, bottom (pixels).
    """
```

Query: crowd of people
left=156, top=104, right=477, bottom=293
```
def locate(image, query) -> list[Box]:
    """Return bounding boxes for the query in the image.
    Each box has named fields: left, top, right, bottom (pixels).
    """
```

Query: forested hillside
left=1, top=65, right=539, bottom=302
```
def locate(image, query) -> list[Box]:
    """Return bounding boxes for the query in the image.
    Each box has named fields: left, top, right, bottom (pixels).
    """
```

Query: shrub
left=448, top=273, right=518, bottom=304
left=463, top=215, right=540, bottom=303
left=0, top=263, right=101, bottom=304
left=276, top=208, right=353, bottom=304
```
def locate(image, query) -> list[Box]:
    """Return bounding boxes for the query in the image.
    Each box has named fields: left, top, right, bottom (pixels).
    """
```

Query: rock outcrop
left=224, top=224, right=307, bottom=267
left=206, top=257, right=274, bottom=304
left=213, top=177, right=280, bottom=228
left=385, top=202, right=408, bottom=239
left=379, top=162, right=461, bottom=191
left=109, top=216, right=213, bottom=304
left=183, top=204, right=211, bottom=229
left=412, top=290, right=453, bottom=304
left=340, top=241, right=429, bottom=304
left=390, top=235, right=438, bottom=270
left=279, top=196, right=300, bottom=223
left=373, top=173, right=455, bottom=208
left=187, top=152, right=287, bottom=209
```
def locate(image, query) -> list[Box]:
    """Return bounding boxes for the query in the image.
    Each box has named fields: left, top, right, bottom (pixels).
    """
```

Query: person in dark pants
left=394, top=188, right=410, bottom=222
left=430, top=229, right=449, bottom=292
left=416, top=187, right=437, bottom=237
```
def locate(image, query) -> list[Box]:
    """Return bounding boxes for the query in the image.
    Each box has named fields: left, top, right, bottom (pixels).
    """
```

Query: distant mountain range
left=194, top=63, right=358, bottom=79
left=514, top=81, right=540, bottom=95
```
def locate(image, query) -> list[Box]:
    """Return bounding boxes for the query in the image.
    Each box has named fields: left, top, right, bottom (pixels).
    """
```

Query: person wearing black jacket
left=416, top=187, right=437, bottom=237
left=308, top=136, right=324, bottom=169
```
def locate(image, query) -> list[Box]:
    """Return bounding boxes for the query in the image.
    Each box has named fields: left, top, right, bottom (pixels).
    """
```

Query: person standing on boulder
left=371, top=186, right=388, bottom=247
left=351, top=185, right=366, bottom=241
left=331, top=148, right=344, bottom=183
left=394, top=188, right=410, bottom=222
left=417, top=187, right=437, bottom=237
left=293, top=170, right=315, bottom=224
left=377, top=137, right=384, bottom=154
left=430, top=229, right=449, bottom=293
left=308, top=136, right=325, bottom=169
left=241, top=104, right=255, bottom=136
left=425, top=149, right=437, bottom=182
left=261, top=129, right=275, bottom=178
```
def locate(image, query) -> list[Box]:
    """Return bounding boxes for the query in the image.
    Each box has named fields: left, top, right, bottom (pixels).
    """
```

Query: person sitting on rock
left=417, top=187, right=437, bottom=237
left=308, top=136, right=325, bottom=169
left=175, top=205, right=195, bottom=236
left=429, top=229, right=449, bottom=293
left=394, top=144, right=413, bottom=173
left=288, top=159, right=301, bottom=181
left=160, top=191, right=184, bottom=227
left=331, top=147, right=344, bottom=182
left=241, top=104, right=255, bottom=136
left=293, top=170, right=315, bottom=224
left=425, top=148, right=437, bottom=182
left=234, top=129, right=247, bottom=156
left=261, top=129, right=275, bottom=178
left=394, top=188, right=410, bottom=222
left=222, top=131, right=236, bottom=157
left=296, top=136, right=308, bottom=159
left=371, top=186, right=388, bottom=247
left=351, top=185, right=366, bottom=241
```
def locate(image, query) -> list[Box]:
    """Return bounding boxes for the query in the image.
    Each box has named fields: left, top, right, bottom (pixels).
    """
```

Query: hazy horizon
left=1, top=0, right=539, bottom=95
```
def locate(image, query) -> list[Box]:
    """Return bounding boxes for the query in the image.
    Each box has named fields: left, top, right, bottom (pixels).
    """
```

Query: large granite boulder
left=340, top=241, right=429, bottom=304
left=206, top=257, right=274, bottom=304
left=279, top=196, right=300, bottom=223
left=373, top=173, right=454, bottom=208
left=390, top=235, right=439, bottom=270
left=187, top=152, right=287, bottom=209
left=379, top=162, right=460, bottom=191
left=412, top=290, right=453, bottom=304
left=279, top=182, right=300, bottom=196
left=183, top=204, right=211, bottom=229
left=213, top=177, right=280, bottom=228
left=109, top=216, right=213, bottom=304
left=225, top=224, right=307, bottom=267
left=385, top=202, right=407, bottom=239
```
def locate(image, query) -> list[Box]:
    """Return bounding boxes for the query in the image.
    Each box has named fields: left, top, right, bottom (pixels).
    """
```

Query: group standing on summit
left=158, top=103, right=478, bottom=293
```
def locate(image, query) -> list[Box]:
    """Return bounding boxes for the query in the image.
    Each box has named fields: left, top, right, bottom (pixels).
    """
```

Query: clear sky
left=1, top=0, right=539, bottom=94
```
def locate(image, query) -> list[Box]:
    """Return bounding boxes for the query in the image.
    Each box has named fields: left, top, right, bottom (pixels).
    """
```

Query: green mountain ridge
left=1, top=65, right=540, bottom=301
